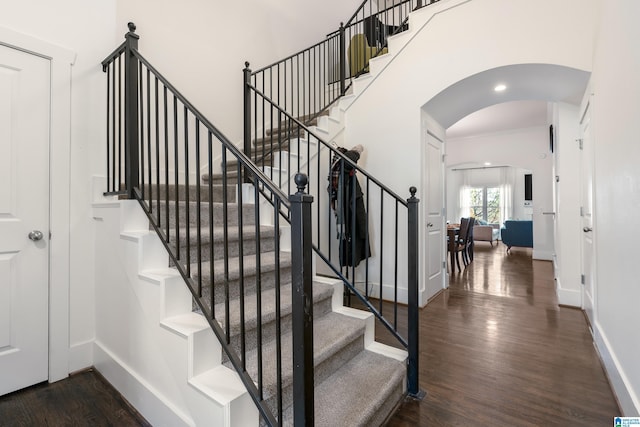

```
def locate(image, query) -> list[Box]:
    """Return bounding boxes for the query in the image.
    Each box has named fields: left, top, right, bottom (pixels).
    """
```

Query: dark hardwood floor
left=0, top=368, right=149, bottom=427
left=385, top=243, right=621, bottom=426
left=0, top=243, right=620, bottom=426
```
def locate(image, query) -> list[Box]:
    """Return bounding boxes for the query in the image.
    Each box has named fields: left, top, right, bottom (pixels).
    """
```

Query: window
left=467, top=187, right=500, bottom=223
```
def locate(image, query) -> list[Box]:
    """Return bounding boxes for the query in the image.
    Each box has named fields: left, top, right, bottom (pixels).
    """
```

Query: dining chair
left=448, top=217, right=470, bottom=272
left=462, top=217, right=475, bottom=265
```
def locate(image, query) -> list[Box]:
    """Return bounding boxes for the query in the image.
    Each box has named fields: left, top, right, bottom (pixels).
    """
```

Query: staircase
left=203, top=116, right=331, bottom=203
left=99, top=5, right=423, bottom=423
left=175, top=173, right=409, bottom=424
left=94, top=176, right=407, bottom=425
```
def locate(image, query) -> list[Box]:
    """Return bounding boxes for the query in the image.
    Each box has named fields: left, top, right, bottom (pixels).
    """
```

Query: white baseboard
left=593, top=323, right=640, bottom=416
left=555, top=279, right=581, bottom=307
left=532, top=250, right=554, bottom=261
left=68, top=339, right=94, bottom=373
left=354, top=281, right=408, bottom=305
left=93, top=341, right=195, bottom=427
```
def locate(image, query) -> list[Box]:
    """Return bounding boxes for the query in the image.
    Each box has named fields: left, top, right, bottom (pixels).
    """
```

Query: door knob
left=427, top=222, right=434, bottom=227
left=583, top=227, right=593, bottom=233
left=28, top=230, right=44, bottom=241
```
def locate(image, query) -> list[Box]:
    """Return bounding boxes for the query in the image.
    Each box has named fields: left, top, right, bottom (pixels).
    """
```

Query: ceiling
left=423, top=63, right=590, bottom=139
left=446, top=100, right=549, bottom=139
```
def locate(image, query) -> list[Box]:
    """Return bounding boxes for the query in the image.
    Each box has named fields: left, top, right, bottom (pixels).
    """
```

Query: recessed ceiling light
left=484, top=162, right=491, bottom=166
left=494, top=84, right=507, bottom=92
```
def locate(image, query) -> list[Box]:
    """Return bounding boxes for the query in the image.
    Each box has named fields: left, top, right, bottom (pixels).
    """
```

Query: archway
left=420, top=63, right=590, bottom=305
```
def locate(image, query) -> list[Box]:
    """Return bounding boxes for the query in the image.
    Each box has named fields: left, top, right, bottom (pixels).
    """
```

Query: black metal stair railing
left=102, top=23, right=319, bottom=426
left=244, top=72, right=422, bottom=400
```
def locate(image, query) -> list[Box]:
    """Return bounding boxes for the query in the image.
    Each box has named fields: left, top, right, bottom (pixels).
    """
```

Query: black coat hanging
left=328, top=147, right=370, bottom=267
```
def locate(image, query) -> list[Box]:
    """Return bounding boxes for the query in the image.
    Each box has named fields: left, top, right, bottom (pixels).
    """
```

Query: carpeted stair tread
left=191, top=251, right=291, bottom=285
left=265, top=113, right=322, bottom=135
left=174, top=224, right=277, bottom=246
left=212, top=281, right=335, bottom=340
left=155, top=201, right=255, bottom=227
left=171, top=224, right=277, bottom=263
left=202, top=170, right=240, bottom=183
left=206, top=280, right=334, bottom=363
left=231, top=311, right=368, bottom=405
left=233, top=132, right=305, bottom=154
left=140, top=182, right=236, bottom=203
left=188, top=251, right=292, bottom=305
left=283, top=349, right=406, bottom=426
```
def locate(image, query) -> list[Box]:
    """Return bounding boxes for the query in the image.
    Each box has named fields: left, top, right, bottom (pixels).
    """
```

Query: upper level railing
left=247, top=0, right=439, bottom=129
left=102, top=23, right=320, bottom=426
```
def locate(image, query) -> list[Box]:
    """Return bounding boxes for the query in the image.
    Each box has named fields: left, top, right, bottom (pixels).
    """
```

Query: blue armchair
left=501, top=220, right=533, bottom=251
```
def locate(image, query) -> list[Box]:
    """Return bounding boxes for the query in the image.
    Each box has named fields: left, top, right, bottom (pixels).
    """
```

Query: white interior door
left=0, top=44, right=50, bottom=395
left=425, top=132, right=444, bottom=301
left=579, top=101, right=595, bottom=329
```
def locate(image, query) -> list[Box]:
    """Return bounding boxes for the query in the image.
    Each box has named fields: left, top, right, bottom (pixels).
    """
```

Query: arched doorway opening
left=420, top=63, right=590, bottom=306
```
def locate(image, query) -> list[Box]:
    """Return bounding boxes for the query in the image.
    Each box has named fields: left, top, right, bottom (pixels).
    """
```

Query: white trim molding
left=555, top=278, right=582, bottom=307
left=532, top=250, right=554, bottom=261
left=594, top=322, right=640, bottom=416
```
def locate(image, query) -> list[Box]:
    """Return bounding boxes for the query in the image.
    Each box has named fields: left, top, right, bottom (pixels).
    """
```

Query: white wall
left=345, top=0, right=595, bottom=194
left=115, top=0, right=363, bottom=145
left=1, top=1, right=118, bottom=372
left=343, top=0, right=596, bottom=291
left=552, top=102, right=582, bottom=307
left=446, top=127, right=553, bottom=259
left=590, top=0, right=640, bottom=416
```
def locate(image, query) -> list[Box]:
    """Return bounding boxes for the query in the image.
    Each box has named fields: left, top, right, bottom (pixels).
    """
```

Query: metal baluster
left=196, top=118, right=202, bottom=298
left=208, top=131, right=215, bottom=317
left=339, top=22, right=345, bottom=95
left=273, top=198, right=283, bottom=423
left=394, top=200, right=399, bottom=328
left=147, top=68, right=152, bottom=209
left=237, top=162, right=246, bottom=368
left=254, top=182, right=263, bottom=399
left=379, top=187, right=384, bottom=315
left=117, top=55, right=122, bottom=192
left=184, top=107, right=190, bottom=276
left=164, top=86, right=170, bottom=242
left=261, top=73, right=266, bottom=170
left=106, top=64, right=111, bottom=193
left=269, top=69, right=274, bottom=182
left=139, top=61, right=144, bottom=199
left=222, top=147, right=230, bottom=340
left=112, top=59, right=117, bottom=192
left=351, top=165, right=357, bottom=286
left=365, top=177, right=370, bottom=298
left=173, top=95, right=180, bottom=258
left=155, top=76, right=160, bottom=226
left=277, top=112, right=283, bottom=189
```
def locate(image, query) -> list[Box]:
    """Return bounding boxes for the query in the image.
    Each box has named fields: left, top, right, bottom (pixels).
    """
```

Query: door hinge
left=577, top=138, right=584, bottom=150
left=581, top=274, right=585, bottom=285
left=580, top=206, right=584, bottom=217
left=443, top=261, right=446, bottom=269
left=442, top=154, right=446, bottom=163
